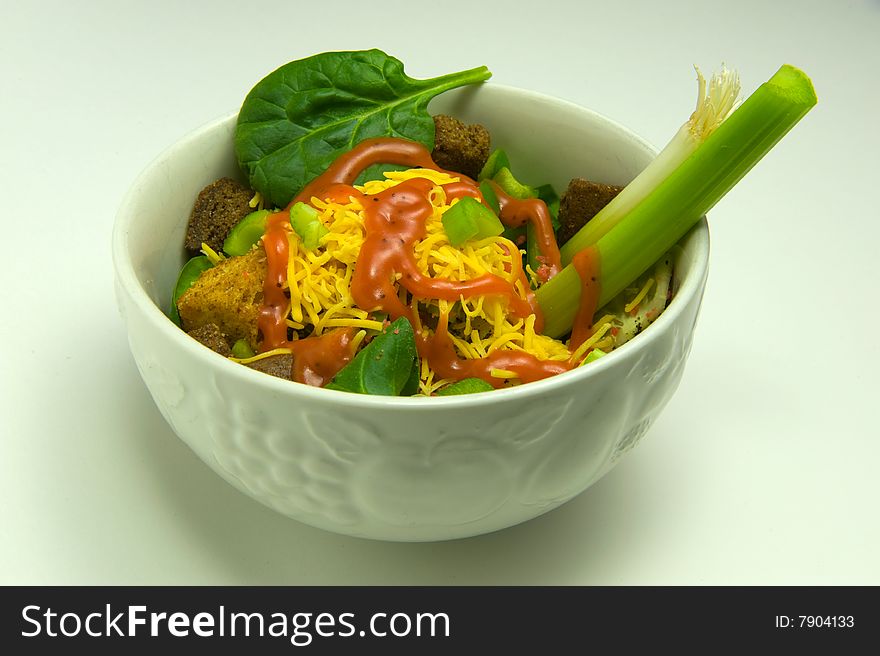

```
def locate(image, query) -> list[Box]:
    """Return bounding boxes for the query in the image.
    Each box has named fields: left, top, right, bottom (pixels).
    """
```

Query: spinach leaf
left=436, top=377, right=494, bottom=396
left=401, top=354, right=421, bottom=397
left=169, top=255, right=212, bottom=325
left=326, top=317, right=418, bottom=396
left=235, top=50, right=491, bottom=208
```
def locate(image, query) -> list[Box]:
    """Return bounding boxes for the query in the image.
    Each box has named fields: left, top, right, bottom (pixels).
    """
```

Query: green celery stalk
left=538, top=64, right=817, bottom=338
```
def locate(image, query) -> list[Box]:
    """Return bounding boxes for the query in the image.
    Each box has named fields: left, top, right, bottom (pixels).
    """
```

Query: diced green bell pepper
left=582, top=348, right=607, bottom=364
left=290, top=201, right=329, bottom=249
left=231, top=339, right=256, bottom=359
left=223, top=209, right=269, bottom=256
left=478, top=149, right=510, bottom=181
left=441, top=196, right=504, bottom=247
left=492, top=167, right=538, bottom=200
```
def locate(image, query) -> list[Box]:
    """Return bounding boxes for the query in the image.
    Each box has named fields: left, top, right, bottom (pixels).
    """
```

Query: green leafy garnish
left=235, top=49, right=491, bottom=208
left=401, top=356, right=421, bottom=396
left=326, top=317, right=418, bottom=396
left=169, top=256, right=213, bottom=325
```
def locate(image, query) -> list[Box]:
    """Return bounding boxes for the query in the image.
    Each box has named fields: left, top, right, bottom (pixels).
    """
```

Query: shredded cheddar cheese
left=624, top=277, right=656, bottom=313
left=230, top=346, right=293, bottom=365
left=277, top=168, right=619, bottom=395
left=570, top=322, right=614, bottom=363
left=200, top=242, right=226, bottom=266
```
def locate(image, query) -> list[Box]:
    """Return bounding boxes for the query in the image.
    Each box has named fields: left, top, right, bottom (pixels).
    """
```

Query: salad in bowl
left=113, top=50, right=814, bottom=539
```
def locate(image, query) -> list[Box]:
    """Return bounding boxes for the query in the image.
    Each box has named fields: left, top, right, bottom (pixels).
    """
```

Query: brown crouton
left=177, top=248, right=267, bottom=348
left=185, top=177, right=254, bottom=253
left=246, top=353, right=294, bottom=381
left=186, top=323, right=233, bottom=357
left=431, top=115, right=490, bottom=179
left=556, top=178, right=624, bottom=246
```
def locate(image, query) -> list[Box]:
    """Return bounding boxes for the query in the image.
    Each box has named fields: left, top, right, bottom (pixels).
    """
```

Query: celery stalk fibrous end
left=559, top=65, right=741, bottom=265
left=539, top=63, right=816, bottom=340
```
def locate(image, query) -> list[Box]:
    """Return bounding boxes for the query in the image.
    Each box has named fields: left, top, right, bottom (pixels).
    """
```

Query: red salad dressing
left=422, top=312, right=570, bottom=388
left=348, top=176, right=536, bottom=324
left=569, top=246, right=602, bottom=351
left=488, top=181, right=561, bottom=279
left=291, top=327, right=356, bottom=387
left=257, top=137, right=595, bottom=388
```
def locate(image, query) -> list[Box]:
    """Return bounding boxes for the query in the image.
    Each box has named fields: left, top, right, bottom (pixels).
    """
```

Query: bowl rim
left=112, top=83, right=710, bottom=411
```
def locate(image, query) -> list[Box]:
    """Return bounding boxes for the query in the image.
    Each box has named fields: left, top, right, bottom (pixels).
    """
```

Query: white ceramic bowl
left=112, top=84, right=709, bottom=541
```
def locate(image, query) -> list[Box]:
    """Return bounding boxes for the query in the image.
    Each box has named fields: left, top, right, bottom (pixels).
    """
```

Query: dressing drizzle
left=257, top=137, right=596, bottom=388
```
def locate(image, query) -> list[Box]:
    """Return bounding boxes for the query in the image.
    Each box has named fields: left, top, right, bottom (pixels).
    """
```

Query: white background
left=2, top=0, right=878, bottom=584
